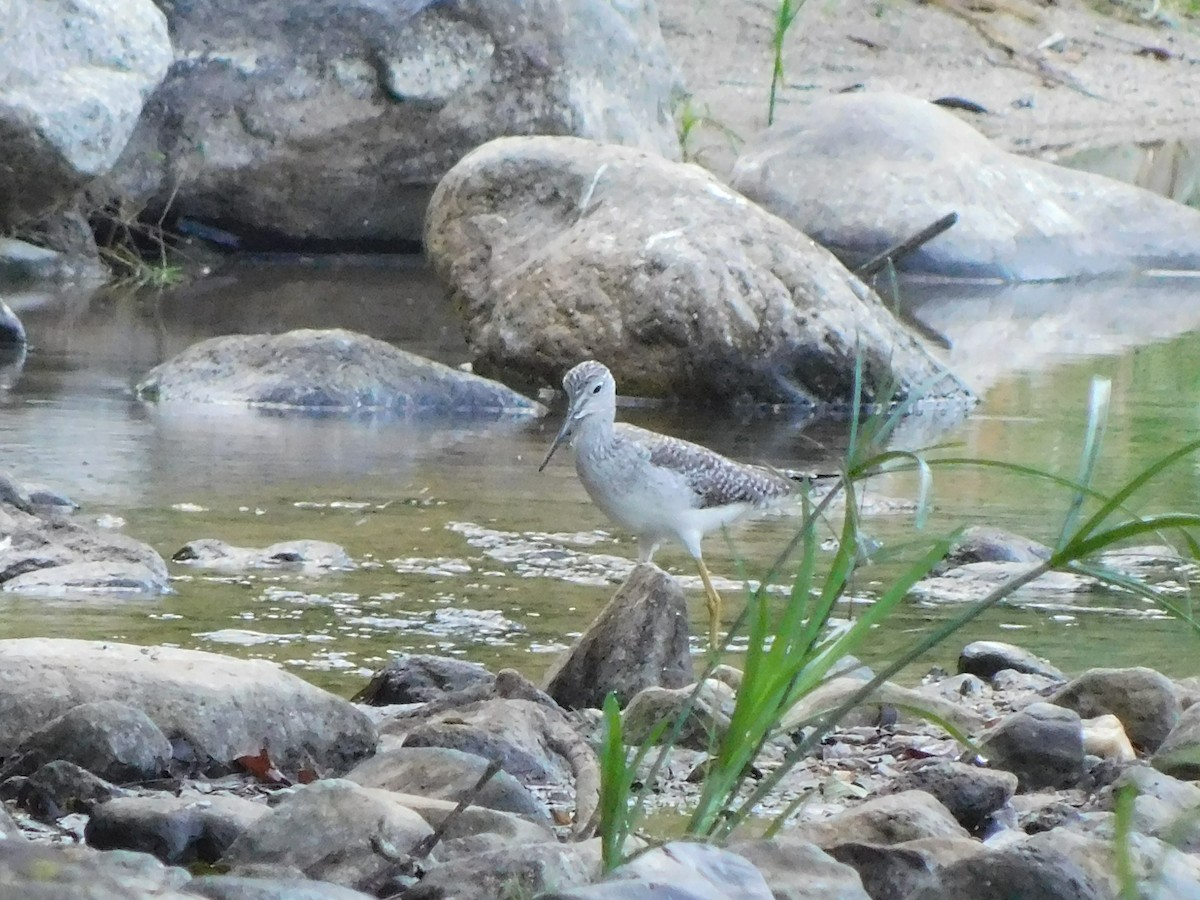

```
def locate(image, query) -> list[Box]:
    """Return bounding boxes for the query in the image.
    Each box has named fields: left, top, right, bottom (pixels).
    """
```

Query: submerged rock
left=938, top=527, right=1050, bottom=573
left=136, top=329, right=543, bottom=418
left=544, top=563, right=692, bottom=710
left=104, top=0, right=679, bottom=245
left=731, top=91, right=1200, bottom=282
left=172, top=538, right=352, bottom=573
left=958, top=640, right=1065, bottom=683
left=0, top=639, right=377, bottom=778
left=426, top=135, right=968, bottom=408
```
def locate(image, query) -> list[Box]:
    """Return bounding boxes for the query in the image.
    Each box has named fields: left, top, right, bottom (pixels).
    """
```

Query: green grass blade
left=1056, top=377, right=1110, bottom=550
left=1066, top=438, right=1200, bottom=546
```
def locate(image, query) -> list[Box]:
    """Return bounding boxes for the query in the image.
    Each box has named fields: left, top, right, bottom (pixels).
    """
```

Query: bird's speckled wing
left=615, top=423, right=792, bottom=510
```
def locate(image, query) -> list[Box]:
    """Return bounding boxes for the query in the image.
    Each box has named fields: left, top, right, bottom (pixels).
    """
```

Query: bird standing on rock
left=538, top=360, right=793, bottom=647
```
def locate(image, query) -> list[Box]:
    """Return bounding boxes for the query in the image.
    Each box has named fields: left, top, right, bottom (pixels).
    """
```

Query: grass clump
left=594, top=369, right=1200, bottom=870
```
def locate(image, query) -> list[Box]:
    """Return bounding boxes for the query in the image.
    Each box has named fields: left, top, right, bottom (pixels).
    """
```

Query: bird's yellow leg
left=696, top=557, right=723, bottom=649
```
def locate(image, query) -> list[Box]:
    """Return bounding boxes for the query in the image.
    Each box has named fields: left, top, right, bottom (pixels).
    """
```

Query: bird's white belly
left=577, top=459, right=753, bottom=552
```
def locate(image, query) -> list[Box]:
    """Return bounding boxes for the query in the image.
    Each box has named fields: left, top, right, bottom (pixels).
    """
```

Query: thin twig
left=410, top=757, right=503, bottom=859
left=854, top=212, right=958, bottom=278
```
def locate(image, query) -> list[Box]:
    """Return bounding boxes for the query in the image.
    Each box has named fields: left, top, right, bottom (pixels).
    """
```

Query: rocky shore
left=4, top=600, right=1200, bottom=899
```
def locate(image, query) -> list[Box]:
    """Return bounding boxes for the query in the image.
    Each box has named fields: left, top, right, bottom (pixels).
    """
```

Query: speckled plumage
left=540, top=361, right=794, bottom=644
left=542, top=359, right=792, bottom=560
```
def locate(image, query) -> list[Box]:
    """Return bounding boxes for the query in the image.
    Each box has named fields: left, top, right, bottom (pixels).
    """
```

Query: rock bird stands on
left=539, top=360, right=793, bottom=646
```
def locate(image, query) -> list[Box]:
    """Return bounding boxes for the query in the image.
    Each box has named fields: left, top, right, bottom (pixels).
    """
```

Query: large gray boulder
left=104, top=0, right=679, bottom=244
left=426, top=135, right=967, bottom=408
left=0, top=0, right=171, bottom=226
left=136, top=329, right=544, bottom=417
left=732, top=92, right=1200, bottom=282
left=0, top=639, right=377, bottom=778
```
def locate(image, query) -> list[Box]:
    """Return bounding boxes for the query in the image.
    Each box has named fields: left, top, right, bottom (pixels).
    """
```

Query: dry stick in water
left=854, top=212, right=959, bottom=279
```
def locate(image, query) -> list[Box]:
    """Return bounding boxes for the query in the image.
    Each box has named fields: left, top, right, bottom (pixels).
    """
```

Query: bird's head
left=538, top=360, right=616, bottom=471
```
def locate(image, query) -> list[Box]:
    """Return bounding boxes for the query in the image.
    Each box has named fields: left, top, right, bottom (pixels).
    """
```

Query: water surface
left=3, top=262, right=1199, bottom=695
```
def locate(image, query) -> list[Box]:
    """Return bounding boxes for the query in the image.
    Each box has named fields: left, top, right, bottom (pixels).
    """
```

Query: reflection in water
left=0, top=262, right=1198, bottom=695
left=1059, top=140, right=1200, bottom=209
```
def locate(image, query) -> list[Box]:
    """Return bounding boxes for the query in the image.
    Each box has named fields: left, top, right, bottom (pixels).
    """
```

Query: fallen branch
left=854, top=212, right=958, bottom=278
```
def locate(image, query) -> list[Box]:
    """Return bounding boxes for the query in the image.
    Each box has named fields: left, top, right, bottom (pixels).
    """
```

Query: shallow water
left=2, top=262, right=1200, bottom=697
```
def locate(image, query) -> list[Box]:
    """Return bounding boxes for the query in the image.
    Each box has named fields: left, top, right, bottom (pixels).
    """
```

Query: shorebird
left=538, top=360, right=793, bottom=646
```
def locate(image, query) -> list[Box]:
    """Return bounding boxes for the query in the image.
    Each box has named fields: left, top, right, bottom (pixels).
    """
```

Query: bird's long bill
left=538, top=416, right=573, bottom=472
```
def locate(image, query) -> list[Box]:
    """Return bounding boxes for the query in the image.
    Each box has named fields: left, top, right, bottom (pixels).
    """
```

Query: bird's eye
left=591, top=383, right=602, bottom=394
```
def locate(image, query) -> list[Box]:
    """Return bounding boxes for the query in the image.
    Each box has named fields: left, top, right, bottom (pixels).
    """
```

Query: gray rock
left=378, top=681, right=599, bottom=835
left=86, top=793, right=268, bottom=864
left=544, top=563, right=692, bottom=710
left=0, top=0, right=171, bottom=226
left=1153, top=700, right=1200, bottom=779
left=795, top=791, right=970, bottom=848
left=621, top=679, right=736, bottom=750
left=939, top=527, right=1051, bottom=572
left=732, top=91, right=1200, bottom=282
left=0, top=841, right=193, bottom=899
left=136, top=329, right=543, bottom=418
left=354, top=654, right=495, bottom=706
left=104, top=0, right=678, bottom=245
left=823, top=843, right=939, bottom=900
left=0, top=502, right=170, bottom=595
left=780, top=676, right=986, bottom=735
left=184, top=876, right=377, bottom=900
left=958, top=640, right=1065, bottom=682
left=172, top=539, right=352, bottom=573
left=371, top=790, right=553, bottom=851
left=541, top=841, right=774, bottom=900
left=981, top=702, right=1085, bottom=790
left=220, top=780, right=432, bottom=890
left=426, top=135, right=969, bottom=408
left=2, top=560, right=168, bottom=595
left=730, top=838, right=872, bottom=900
left=1052, top=667, right=1181, bottom=752
left=887, top=761, right=1017, bottom=834
left=1, top=700, right=171, bottom=783
left=0, top=238, right=70, bottom=288
left=0, top=639, right=377, bottom=778
left=403, top=840, right=601, bottom=900
left=907, top=831, right=1111, bottom=900
left=344, top=746, right=549, bottom=821
left=13, top=759, right=122, bottom=822
left=387, top=699, right=573, bottom=784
